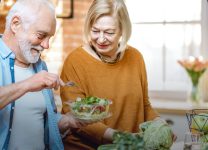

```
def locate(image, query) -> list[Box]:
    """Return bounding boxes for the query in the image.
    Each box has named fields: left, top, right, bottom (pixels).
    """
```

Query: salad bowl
left=66, top=96, right=112, bottom=122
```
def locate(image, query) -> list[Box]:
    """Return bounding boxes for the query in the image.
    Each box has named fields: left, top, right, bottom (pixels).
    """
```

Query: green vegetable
left=201, top=143, right=208, bottom=150
left=97, top=144, right=117, bottom=150
left=70, top=96, right=111, bottom=120
left=191, top=113, right=208, bottom=132
left=139, top=120, right=153, bottom=132
left=113, top=132, right=144, bottom=150
left=72, top=96, right=109, bottom=110
left=98, top=132, right=144, bottom=150
left=98, top=120, right=173, bottom=150
left=199, top=133, right=208, bottom=143
left=139, top=120, right=173, bottom=150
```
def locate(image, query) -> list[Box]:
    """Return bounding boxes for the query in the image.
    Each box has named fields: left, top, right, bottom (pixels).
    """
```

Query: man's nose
left=40, top=38, right=50, bottom=49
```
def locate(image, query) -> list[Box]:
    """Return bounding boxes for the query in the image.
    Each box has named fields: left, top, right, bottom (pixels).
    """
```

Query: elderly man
left=0, top=0, right=85, bottom=149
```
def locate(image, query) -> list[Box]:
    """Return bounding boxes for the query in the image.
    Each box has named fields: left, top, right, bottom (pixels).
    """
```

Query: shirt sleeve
left=0, top=62, right=2, bottom=86
left=55, top=112, right=62, bottom=122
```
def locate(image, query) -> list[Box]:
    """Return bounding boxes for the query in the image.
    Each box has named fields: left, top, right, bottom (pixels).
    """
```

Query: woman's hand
left=58, top=113, right=87, bottom=133
left=103, top=128, right=117, bottom=143
left=58, top=112, right=101, bottom=135
left=172, top=132, right=177, bottom=142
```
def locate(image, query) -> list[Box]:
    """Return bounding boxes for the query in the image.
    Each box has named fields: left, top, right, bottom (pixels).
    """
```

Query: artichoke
left=139, top=120, right=173, bottom=150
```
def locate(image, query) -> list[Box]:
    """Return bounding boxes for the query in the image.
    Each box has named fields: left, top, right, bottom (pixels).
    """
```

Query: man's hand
left=0, top=70, right=64, bottom=109
left=23, top=70, right=64, bottom=92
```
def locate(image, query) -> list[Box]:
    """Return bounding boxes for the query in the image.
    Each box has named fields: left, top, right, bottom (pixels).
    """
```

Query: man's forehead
left=27, top=21, right=55, bottom=37
left=36, top=26, right=56, bottom=36
left=32, top=15, right=56, bottom=35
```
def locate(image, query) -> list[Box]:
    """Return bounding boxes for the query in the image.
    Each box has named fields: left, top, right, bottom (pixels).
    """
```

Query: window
left=125, top=0, right=207, bottom=100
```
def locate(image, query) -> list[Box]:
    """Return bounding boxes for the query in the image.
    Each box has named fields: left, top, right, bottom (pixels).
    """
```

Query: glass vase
left=188, top=83, right=201, bottom=106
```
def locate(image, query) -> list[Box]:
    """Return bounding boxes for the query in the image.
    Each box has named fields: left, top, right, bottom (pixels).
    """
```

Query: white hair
left=5, top=0, right=55, bottom=30
left=83, top=0, right=132, bottom=53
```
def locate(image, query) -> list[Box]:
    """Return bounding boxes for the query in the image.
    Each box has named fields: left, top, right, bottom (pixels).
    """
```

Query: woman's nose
left=98, top=32, right=106, bottom=43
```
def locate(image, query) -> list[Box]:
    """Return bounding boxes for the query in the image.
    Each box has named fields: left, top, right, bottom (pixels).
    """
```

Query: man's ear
left=10, top=16, right=22, bottom=34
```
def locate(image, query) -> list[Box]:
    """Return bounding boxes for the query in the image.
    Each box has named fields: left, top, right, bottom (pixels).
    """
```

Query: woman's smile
left=97, top=43, right=109, bottom=49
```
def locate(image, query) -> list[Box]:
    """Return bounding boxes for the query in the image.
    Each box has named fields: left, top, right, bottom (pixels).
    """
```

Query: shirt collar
left=0, top=35, right=15, bottom=59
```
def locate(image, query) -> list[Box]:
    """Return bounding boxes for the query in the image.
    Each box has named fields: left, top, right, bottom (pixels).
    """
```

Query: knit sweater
left=60, top=45, right=159, bottom=149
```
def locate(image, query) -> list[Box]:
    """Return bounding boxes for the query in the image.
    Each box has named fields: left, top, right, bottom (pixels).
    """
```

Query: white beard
left=18, top=38, right=43, bottom=64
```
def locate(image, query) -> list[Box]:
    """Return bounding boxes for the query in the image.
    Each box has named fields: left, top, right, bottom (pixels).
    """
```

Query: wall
left=42, top=0, right=93, bottom=74
left=0, top=15, right=6, bottom=33
left=0, top=0, right=93, bottom=74
left=45, top=0, right=93, bottom=107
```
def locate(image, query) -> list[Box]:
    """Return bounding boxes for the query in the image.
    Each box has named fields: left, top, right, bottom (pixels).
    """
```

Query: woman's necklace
left=92, top=47, right=121, bottom=64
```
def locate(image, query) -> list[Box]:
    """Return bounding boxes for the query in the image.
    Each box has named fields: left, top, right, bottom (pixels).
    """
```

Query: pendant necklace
left=92, top=46, right=121, bottom=64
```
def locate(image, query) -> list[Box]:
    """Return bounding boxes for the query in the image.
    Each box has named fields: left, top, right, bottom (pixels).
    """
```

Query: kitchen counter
left=150, top=99, right=208, bottom=115
left=150, top=99, right=208, bottom=142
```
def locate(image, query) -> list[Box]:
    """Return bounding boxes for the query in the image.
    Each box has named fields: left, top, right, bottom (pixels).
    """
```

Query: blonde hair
left=5, top=0, right=55, bottom=30
left=83, top=0, right=132, bottom=53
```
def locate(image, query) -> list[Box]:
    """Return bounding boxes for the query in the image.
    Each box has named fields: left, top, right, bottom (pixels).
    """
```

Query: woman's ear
left=10, top=16, right=22, bottom=34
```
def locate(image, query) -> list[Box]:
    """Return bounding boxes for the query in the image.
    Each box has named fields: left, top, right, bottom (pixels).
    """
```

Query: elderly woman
left=60, top=0, right=174, bottom=149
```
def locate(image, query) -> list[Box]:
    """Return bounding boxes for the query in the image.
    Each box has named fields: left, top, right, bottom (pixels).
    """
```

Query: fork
left=63, top=81, right=76, bottom=87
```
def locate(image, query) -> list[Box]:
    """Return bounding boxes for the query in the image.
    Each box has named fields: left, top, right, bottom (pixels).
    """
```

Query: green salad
left=70, top=96, right=111, bottom=120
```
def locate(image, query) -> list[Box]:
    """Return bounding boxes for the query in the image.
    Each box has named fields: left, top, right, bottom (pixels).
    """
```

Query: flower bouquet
left=178, top=56, right=208, bottom=104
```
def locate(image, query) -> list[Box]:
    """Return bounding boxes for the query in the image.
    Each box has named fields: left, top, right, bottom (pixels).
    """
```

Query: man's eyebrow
left=37, top=31, right=54, bottom=37
left=37, top=31, right=48, bottom=34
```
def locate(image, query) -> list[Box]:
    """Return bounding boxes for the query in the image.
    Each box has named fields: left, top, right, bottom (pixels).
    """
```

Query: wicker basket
left=186, top=109, right=208, bottom=142
left=186, top=109, right=208, bottom=132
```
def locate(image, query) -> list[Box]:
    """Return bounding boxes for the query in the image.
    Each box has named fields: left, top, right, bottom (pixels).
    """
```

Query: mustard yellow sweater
left=60, top=45, right=159, bottom=149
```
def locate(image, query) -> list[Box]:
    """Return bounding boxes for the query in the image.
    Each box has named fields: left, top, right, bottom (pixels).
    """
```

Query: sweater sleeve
left=76, top=122, right=109, bottom=144
left=60, top=58, right=84, bottom=113
left=60, top=53, right=109, bottom=144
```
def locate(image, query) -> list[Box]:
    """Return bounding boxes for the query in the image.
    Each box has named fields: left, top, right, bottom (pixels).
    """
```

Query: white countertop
left=150, top=99, right=208, bottom=115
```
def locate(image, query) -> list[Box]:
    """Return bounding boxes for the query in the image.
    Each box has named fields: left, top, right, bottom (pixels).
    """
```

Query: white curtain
left=200, top=0, right=208, bottom=102
left=201, top=0, right=208, bottom=57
